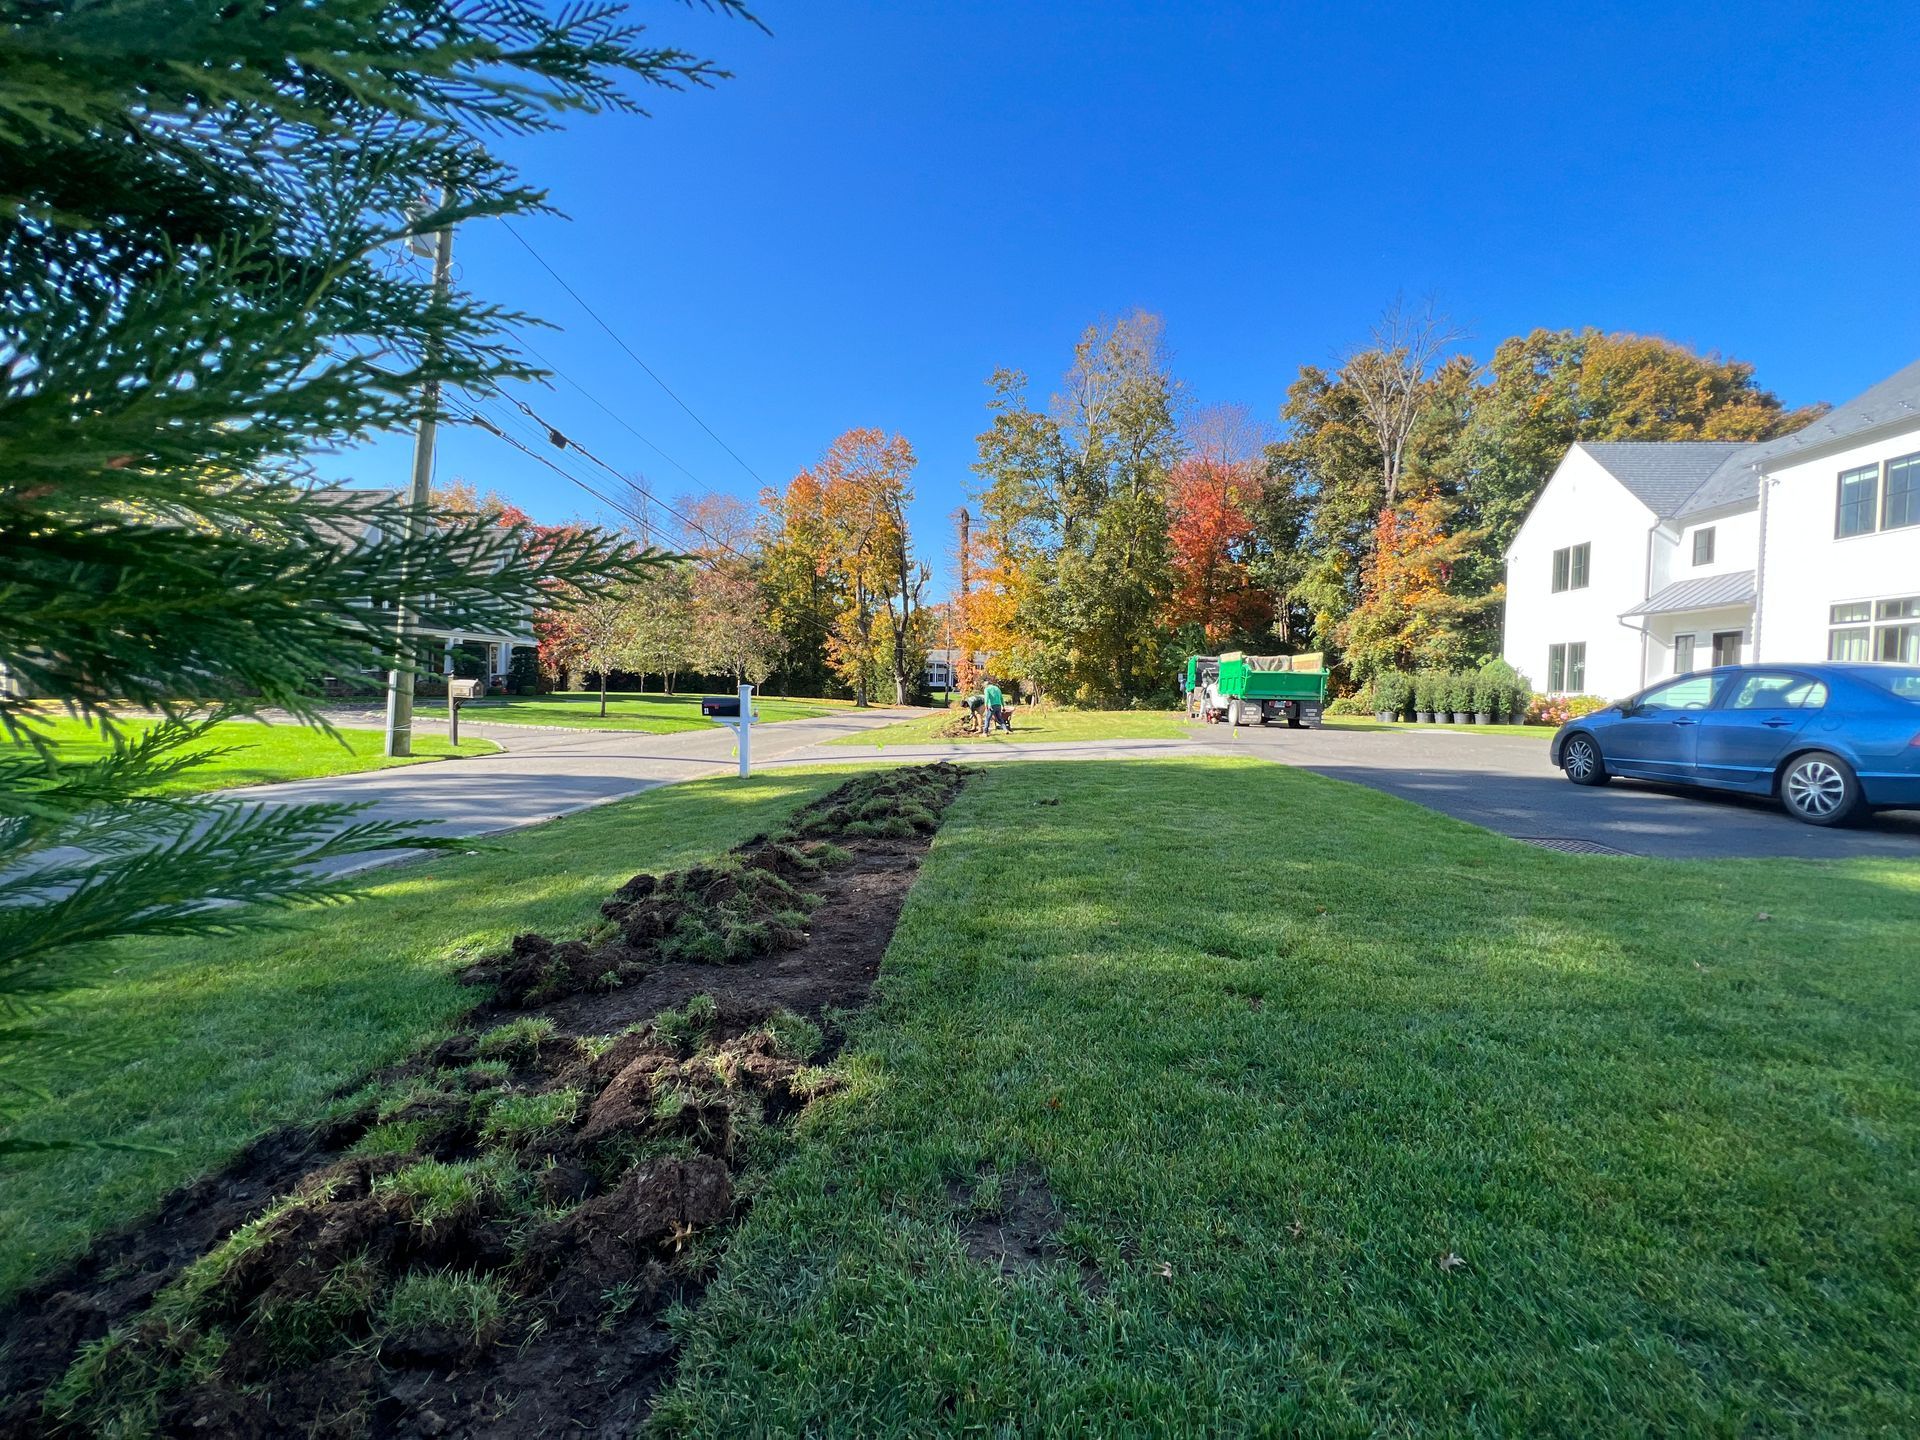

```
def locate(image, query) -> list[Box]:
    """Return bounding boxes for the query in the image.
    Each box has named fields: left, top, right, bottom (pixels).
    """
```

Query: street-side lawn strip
left=462, top=691, right=846, bottom=733
left=0, top=766, right=859, bottom=1300
left=655, top=756, right=1920, bottom=1435
left=9, top=717, right=497, bottom=795
left=828, top=706, right=1192, bottom=749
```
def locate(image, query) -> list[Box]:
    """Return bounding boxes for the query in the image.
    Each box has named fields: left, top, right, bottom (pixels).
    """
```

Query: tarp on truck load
left=1221, top=652, right=1325, bottom=673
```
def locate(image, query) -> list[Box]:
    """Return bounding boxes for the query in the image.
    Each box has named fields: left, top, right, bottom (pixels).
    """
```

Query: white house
left=1502, top=358, right=1920, bottom=697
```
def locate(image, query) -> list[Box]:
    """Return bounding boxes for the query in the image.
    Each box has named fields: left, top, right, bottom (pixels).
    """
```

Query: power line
left=514, top=332, right=712, bottom=494
left=456, top=396, right=851, bottom=653
left=502, top=219, right=768, bottom=489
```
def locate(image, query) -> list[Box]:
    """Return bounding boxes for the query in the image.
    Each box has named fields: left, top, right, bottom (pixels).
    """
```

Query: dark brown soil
left=949, top=1164, right=1105, bottom=1295
left=0, top=764, right=969, bottom=1439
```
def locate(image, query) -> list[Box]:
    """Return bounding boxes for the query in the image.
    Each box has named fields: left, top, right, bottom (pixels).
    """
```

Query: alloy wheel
left=1564, top=738, right=1596, bottom=782
left=1785, top=759, right=1846, bottom=818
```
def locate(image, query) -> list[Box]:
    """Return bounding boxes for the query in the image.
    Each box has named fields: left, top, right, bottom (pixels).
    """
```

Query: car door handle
left=1761, top=718, right=1794, bottom=728
left=1670, top=717, right=1697, bottom=726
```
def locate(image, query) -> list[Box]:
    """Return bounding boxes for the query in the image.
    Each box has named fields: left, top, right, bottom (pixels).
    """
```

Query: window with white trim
left=1692, top=527, right=1715, bottom=565
left=1672, top=633, right=1696, bottom=673
left=1828, top=597, right=1919, bottom=662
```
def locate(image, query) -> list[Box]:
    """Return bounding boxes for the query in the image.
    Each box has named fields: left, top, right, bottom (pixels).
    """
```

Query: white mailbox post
left=701, top=683, right=757, bottom=777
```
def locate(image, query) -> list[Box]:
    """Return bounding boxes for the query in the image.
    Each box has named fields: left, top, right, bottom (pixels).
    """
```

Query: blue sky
left=319, top=0, right=1920, bottom=589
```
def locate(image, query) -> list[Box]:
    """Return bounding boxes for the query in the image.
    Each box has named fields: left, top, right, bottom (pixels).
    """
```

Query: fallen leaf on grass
left=1437, top=1251, right=1466, bottom=1273
left=1286, top=1220, right=1306, bottom=1240
left=1156, top=1262, right=1174, bottom=1279
left=1045, top=1095, right=1061, bottom=1111
left=1756, top=911, right=1772, bottom=922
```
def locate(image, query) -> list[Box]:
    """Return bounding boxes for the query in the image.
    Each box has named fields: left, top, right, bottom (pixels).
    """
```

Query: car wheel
left=1561, top=733, right=1610, bottom=786
left=1779, top=750, right=1862, bottom=826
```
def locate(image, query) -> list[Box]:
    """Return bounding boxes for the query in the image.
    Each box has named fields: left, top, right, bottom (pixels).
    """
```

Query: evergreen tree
left=0, top=0, right=751, bottom=1140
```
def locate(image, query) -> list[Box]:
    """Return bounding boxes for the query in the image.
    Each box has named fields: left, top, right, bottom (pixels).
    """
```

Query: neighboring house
left=1503, top=359, right=1920, bottom=696
left=923, top=647, right=991, bottom=692
left=312, top=485, right=538, bottom=688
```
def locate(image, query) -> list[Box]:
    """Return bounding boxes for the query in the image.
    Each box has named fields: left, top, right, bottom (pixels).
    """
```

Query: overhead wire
left=501, top=219, right=768, bottom=489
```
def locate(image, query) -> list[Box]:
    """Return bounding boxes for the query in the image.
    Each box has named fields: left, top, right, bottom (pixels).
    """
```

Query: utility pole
left=384, top=196, right=455, bottom=758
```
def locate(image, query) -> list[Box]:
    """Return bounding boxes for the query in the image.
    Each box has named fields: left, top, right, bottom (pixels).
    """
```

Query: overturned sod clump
left=0, top=764, right=969, bottom=1439
left=469, top=762, right=967, bottom=1008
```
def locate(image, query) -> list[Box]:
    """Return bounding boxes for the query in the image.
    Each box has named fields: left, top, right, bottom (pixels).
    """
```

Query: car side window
left=1635, top=674, right=1720, bottom=712
left=1728, top=674, right=1829, bottom=710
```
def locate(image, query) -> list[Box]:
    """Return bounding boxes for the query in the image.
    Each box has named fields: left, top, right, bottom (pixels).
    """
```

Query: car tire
left=1779, top=750, right=1863, bottom=827
left=1561, top=732, right=1610, bottom=787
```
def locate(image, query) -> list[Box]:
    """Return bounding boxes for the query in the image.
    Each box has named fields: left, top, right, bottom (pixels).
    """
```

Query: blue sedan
left=1550, top=663, right=1920, bottom=826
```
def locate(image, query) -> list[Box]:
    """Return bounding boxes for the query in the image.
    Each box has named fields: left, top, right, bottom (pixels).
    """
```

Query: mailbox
left=449, top=678, right=483, bottom=702
left=700, top=695, right=741, bottom=718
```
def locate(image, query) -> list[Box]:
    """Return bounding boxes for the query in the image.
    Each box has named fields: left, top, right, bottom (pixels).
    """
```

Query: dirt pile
left=0, top=764, right=969, bottom=1439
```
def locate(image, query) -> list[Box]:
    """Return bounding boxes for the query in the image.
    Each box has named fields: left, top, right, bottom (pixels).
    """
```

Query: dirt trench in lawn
left=0, top=764, right=971, bottom=1439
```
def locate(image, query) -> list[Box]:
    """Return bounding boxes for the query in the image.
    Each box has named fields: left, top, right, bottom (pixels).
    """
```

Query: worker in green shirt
left=983, top=680, right=1007, bottom=732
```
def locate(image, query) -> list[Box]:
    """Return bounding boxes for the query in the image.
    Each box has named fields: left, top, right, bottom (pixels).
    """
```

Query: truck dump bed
left=1217, top=652, right=1328, bottom=701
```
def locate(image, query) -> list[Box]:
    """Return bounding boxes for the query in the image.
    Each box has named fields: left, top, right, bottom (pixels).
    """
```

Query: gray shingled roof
left=1576, top=441, right=1753, bottom=518
left=1575, top=357, right=1920, bottom=522
left=1623, top=569, right=1757, bottom=617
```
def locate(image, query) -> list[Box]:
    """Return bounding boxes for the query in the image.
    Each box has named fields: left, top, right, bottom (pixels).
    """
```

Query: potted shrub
left=1374, top=670, right=1409, bottom=722
left=1509, top=671, right=1533, bottom=724
left=1449, top=671, right=1474, bottom=725
left=1472, top=667, right=1499, bottom=726
left=1414, top=671, right=1438, bottom=724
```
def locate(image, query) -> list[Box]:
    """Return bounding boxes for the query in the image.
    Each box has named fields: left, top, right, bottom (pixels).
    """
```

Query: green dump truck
left=1185, top=651, right=1328, bottom=728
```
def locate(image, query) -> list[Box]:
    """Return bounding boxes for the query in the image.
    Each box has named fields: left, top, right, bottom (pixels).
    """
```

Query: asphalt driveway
left=1217, top=722, right=1920, bottom=860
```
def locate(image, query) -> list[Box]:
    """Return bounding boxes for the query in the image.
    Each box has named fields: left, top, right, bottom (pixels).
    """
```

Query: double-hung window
left=1877, top=596, right=1920, bottom=664
left=1547, top=642, right=1586, bottom=693
left=1836, top=466, right=1879, bottom=537
left=1827, top=602, right=1872, bottom=661
left=1884, top=454, right=1920, bottom=530
left=1551, top=542, right=1590, bottom=592
left=1692, top=528, right=1715, bottom=565
left=1672, top=633, right=1697, bottom=673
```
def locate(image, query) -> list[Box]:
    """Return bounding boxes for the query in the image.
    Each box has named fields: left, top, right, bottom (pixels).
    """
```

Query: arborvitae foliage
left=0, top=0, right=755, bottom=1143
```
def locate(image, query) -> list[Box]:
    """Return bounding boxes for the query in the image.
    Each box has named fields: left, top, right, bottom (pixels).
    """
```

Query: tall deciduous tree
left=796, top=429, right=922, bottom=707
left=1166, top=404, right=1272, bottom=647
left=973, top=312, right=1181, bottom=703
left=0, top=0, right=746, bottom=1135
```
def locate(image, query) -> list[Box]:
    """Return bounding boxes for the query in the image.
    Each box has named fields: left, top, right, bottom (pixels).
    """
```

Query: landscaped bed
left=0, top=765, right=971, bottom=1437
left=460, top=691, right=846, bottom=734
left=8, top=717, right=498, bottom=794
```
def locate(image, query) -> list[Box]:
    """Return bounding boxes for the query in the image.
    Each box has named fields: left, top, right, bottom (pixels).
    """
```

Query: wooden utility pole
left=384, top=199, right=455, bottom=758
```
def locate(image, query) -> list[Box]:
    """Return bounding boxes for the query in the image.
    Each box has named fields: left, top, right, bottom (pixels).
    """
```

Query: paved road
left=239, top=707, right=921, bottom=874
left=782, top=722, right=1920, bottom=861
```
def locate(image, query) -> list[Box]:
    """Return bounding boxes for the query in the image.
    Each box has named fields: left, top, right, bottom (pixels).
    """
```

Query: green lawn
left=8, top=756, right=1917, bottom=1432
left=0, top=767, right=854, bottom=1299
left=9, top=716, right=497, bottom=795
left=460, top=690, right=845, bottom=733
left=828, top=706, right=1193, bottom=748
left=1325, top=715, right=1557, bottom=739
left=656, top=759, right=1920, bottom=1435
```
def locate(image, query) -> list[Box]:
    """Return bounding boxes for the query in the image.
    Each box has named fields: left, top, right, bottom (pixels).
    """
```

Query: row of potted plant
left=1372, top=661, right=1534, bottom=725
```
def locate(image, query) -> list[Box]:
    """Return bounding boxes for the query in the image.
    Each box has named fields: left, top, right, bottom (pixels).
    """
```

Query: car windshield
left=1859, top=667, right=1920, bottom=702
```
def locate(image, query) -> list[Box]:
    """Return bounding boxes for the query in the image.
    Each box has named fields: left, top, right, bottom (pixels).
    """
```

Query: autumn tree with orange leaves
left=764, top=428, right=928, bottom=705
left=1165, top=404, right=1273, bottom=647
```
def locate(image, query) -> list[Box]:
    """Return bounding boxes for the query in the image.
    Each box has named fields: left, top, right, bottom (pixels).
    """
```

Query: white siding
left=1502, top=447, right=1656, bottom=696
left=1758, top=428, right=1920, bottom=663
